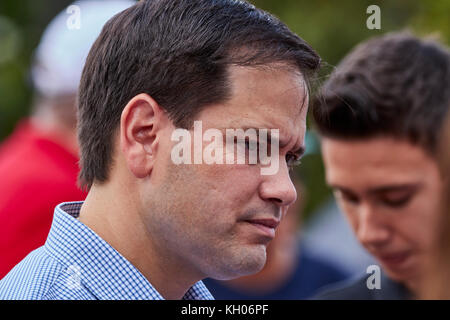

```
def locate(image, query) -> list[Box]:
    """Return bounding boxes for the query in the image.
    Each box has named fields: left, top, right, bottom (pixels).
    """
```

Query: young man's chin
left=380, top=256, right=420, bottom=287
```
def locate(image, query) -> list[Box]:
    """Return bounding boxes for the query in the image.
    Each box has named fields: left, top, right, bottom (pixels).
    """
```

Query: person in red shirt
left=0, top=117, right=85, bottom=278
left=0, top=0, right=134, bottom=279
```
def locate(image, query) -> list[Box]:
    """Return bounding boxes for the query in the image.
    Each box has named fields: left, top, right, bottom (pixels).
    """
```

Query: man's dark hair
left=312, top=31, right=450, bottom=156
left=78, top=0, right=320, bottom=189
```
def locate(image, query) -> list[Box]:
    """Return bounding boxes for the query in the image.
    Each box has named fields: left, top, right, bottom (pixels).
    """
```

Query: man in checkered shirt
left=0, top=0, right=320, bottom=299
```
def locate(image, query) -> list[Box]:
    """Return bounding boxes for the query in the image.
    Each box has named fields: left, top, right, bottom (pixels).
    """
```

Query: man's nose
left=258, top=161, right=297, bottom=207
left=357, top=204, right=390, bottom=248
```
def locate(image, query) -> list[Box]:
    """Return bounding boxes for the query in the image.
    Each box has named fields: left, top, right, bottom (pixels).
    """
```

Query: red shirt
left=0, top=120, right=87, bottom=279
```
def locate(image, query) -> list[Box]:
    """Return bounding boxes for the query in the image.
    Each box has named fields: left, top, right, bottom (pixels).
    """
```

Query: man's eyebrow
left=220, top=126, right=303, bottom=153
left=265, top=131, right=306, bottom=157
left=328, top=184, right=355, bottom=194
left=368, top=183, right=423, bottom=195
left=329, top=183, right=422, bottom=196
left=237, top=126, right=290, bottom=147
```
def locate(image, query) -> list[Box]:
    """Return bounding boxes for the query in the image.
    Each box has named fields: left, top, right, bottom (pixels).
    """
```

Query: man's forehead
left=321, top=136, right=433, bottom=164
left=226, top=112, right=306, bottom=138
left=322, top=137, right=439, bottom=188
left=194, top=64, right=309, bottom=139
left=225, top=92, right=308, bottom=133
left=228, top=63, right=306, bottom=95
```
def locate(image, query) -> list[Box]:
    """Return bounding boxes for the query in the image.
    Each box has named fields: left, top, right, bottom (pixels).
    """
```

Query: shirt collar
left=45, top=201, right=214, bottom=300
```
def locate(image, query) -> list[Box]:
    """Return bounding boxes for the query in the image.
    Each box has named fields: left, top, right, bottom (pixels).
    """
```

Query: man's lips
left=243, top=218, right=280, bottom=239
left=376, top=251, right=412, bottom=268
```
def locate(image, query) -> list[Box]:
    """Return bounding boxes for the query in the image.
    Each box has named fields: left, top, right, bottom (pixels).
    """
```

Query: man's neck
left=78, top=182, right=200, bottom=299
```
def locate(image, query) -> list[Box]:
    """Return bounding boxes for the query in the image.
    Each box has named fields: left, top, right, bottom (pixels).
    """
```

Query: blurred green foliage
left=0, top=0, right=72, bottom=136
left=0, top=0, right=448, bottom=218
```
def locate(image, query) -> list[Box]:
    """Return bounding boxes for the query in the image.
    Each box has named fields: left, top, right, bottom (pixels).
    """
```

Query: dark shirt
left=203, top=245, right=350, bottom=300
left=313, top=271, right=412, bottom=300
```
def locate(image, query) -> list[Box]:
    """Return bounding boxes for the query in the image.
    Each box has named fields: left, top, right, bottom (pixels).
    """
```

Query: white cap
left=31, top=0, right=135, bottom=98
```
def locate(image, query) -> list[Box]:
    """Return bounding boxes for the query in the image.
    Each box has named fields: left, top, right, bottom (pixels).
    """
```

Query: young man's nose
left=357, top=204, right=391, bottom=248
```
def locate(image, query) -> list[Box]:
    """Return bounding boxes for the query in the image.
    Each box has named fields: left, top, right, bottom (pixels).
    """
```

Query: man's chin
left=381, top=262, right=420, bottom=289
left=212, top=245, right=267, bottom=280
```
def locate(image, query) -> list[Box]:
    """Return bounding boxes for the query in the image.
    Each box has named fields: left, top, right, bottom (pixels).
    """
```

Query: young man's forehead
left=323, top=137, right=441, bottom=190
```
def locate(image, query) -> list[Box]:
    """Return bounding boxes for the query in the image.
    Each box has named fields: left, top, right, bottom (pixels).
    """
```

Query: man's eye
left=334, top=190, right=359, bottom=205
left=381, top=195, right=412, bottom=208
left=286, top=153, right=301, bottom=168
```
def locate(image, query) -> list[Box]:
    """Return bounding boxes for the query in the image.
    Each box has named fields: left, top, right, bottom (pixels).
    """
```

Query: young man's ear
left=120, top=93, right=165, bottom=178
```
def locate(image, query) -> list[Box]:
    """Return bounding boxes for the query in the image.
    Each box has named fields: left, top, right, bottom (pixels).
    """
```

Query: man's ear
left=120, top=93, right=165, bottom=178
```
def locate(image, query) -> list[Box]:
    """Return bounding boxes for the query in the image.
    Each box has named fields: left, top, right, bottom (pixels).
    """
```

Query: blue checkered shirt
left=0, top=202, right=214, bottom=300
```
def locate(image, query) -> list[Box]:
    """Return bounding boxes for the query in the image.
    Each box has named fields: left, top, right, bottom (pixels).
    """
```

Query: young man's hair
left=312, top=31, right=450, bottom=156
left=77, top=0, right=320, bottom=189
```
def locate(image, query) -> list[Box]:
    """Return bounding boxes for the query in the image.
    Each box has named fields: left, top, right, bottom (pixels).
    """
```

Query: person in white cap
left=0, top=0, right=134, bottom=279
